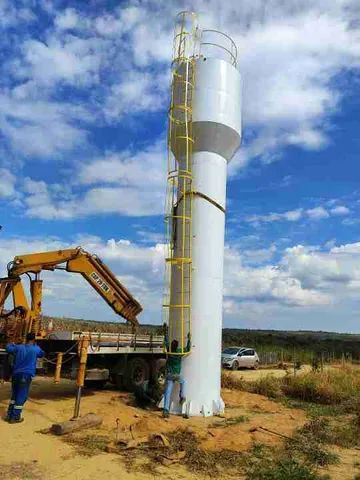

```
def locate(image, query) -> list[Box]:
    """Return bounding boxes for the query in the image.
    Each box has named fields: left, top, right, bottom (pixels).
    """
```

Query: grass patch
left=223, top=366, right=360, bottom=412
left=119, top=426, right=341, bottom=478
left=63, top=425, right=346, bottom=479
left=221, top=372, right=248, bottom=390
left=222, top=371, right=282, bottom=398
left=249, top=375, right=282, bottom=398
left=210, top=414, right=249, bottom=428
left=120, top=428, right=245, bottom=475
left=282, top=367, right=360, bottom=409
left=327, top=415, right=360, bottom=448
left=0, top=462, right=43, bottom=480
left=281, top=397, right=344, bottom=416
left=287, top=421, right=339, bottom=467
left=63, top=434, right=110, bottom=456
left=244, top=444, right=330, bottom=480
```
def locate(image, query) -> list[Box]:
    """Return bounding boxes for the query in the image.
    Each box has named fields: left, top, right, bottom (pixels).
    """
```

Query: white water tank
left=168, top=30, right=242, bottom=416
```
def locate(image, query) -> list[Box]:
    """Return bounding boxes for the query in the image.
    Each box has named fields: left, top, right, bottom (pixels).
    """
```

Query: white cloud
left=330, top=205, right=350, bottom=216
left=103, top=70, right=168, bottom=120
left=223, top=240, right=360, bottom=330
left=246, top=208, right=303, bottom=224
left=79, top=186, right=164, bottom=217
left=22, top=178, right=75, bottom=220
left=342, top=218, right=360, bottom=226
left=282, top=244, right=359, bottom=290
left=20, top=37, right=103, bottom=87
left=229, top=3, right=360, bottom=168
left=242, top=244, right=277, bottom=265
left=224, top=245, right=330, bottom=307
left=330, top=242, right=360, bottom=255
left=1, top=234, right=360, bottom=330
left=54, top=8, right=81, bottom=30
left=0, top=235, right=165, bottom=322
left=78, top=140, right=165, bottom=188
left=0, top=94, right=88, bottom=158
left=0, top=168, right=16, bottom=197
left=0, top=0, right=358, bottom=167
left=306, top=206, right=330, bottom=220
left=0, top=0, right=35, bottom=29
left=246, top=202, right=350, bottom=225
left=20, top=140, right=166, bottom=219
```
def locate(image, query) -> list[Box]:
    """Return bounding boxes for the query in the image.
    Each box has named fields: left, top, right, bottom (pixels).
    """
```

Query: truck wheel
left=153, top=358, right=166, bottom=386
left=84, top=380, right=106, bottom=389
left=124, top=357, right=150, bottom=391
left=232, top=360, right=239, bottom=371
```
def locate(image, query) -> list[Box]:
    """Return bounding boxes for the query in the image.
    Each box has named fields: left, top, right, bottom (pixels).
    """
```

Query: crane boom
left=0, top=247, right=142, bottom=343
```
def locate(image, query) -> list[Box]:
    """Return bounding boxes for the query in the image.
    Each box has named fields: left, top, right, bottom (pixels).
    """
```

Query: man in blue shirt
left=5, top=333, right=45, bottom=423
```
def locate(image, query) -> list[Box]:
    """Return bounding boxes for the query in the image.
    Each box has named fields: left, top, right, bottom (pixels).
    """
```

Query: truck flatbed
left=45, top=331, right=164, bottom=355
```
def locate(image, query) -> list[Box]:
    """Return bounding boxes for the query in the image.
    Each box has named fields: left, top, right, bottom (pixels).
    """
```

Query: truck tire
left=153, top=358, right=166, bottom=386
left=124, top=357, right=150, bottom=391
left=84, top=380, right=107, bottom=389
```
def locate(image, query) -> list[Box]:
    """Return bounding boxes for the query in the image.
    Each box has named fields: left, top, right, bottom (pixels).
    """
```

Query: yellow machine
left=0, top=247, right=142, bottom=344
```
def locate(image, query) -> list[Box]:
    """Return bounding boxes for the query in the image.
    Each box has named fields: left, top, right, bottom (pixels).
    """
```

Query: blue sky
left=0, top=0, right=359, bottom=333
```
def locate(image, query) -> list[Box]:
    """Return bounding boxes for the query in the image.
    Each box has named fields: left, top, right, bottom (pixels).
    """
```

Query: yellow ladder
left=163, top=12, right=198, bottom=354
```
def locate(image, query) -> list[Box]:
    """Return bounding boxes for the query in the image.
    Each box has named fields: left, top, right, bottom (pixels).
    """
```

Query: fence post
left=293, top=347, right=296, bottom=377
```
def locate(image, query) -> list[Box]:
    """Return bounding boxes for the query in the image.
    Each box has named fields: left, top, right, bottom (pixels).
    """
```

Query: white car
left=221, top=347, right=260, bottom=370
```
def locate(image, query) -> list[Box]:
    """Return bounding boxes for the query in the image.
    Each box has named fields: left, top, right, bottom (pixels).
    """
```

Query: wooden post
left=51, top=413, right=102, bottom=435
left=54, top=352, right=63, bottom=384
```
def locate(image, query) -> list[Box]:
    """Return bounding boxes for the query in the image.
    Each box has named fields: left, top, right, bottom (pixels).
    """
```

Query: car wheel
left=232, top=360, right=239, bottom=371
left=253, top=361, right=259, bottom=370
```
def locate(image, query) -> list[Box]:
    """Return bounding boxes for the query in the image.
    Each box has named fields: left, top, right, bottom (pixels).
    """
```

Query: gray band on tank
left=192, top=122, right=241, bottom=162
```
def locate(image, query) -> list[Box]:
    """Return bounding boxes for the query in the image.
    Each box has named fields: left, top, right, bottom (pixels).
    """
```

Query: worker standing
left=5, top=333, right=44, bottom=423
left=163, top=324, right=191, bottom=418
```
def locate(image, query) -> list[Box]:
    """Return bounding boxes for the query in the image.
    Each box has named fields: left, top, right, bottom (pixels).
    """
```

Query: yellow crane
left=0, top=247, right=142, bottom=344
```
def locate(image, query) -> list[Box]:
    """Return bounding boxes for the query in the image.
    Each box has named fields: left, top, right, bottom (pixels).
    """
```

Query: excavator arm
left=1, top=247, right=142, bottom=343
left=0, top=277, right=31, bottom=343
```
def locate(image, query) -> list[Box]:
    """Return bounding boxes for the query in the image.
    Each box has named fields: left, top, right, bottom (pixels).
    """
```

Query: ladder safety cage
left=200, top=29, right=238, bottom=67
left=163, top=11, right=199, bottom=355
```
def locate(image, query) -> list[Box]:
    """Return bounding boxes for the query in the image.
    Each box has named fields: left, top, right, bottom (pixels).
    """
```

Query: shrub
left=221, top=372, right=282, bottom=398
left=245, top=444, right=328, bottom=480
left=249, top=375, right=282, bottom=398
left=287, top=420, right=339, bottom=467
left=221, top=371, right=247, bottom=390
left=281, top=367, right=360, bottom=408
left=222, top=366, right=360, bottom=413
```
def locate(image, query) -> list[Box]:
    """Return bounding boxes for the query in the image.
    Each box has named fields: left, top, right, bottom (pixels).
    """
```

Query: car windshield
left=222, top=348, right=239, bottom=355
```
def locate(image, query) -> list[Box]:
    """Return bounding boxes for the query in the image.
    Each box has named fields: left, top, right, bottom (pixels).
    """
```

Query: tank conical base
left=159, top=384, right=225, bottom=417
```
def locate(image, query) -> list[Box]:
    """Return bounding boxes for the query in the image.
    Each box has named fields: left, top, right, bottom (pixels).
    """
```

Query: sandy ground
left=0, top=371, right=358, bottom=479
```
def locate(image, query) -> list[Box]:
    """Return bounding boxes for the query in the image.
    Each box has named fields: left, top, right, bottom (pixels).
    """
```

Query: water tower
left=163, top=12, right=242, bottom=416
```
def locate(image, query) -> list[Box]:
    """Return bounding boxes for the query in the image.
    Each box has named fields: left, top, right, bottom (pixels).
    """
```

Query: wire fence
left=257, top=349, right=359, bottom=366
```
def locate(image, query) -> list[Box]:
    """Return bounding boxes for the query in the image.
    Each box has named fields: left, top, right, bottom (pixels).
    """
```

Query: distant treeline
left=44, top=316, right=360, bottom=360
left=222, top=328, right=360, bottom=360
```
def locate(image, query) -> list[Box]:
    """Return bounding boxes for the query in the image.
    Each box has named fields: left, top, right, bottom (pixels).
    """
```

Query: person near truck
left=5, top=332, right=44, bottom=423
left=163, top=324, right=191, bottom=418
left=134, top=376, right=162, bottom=410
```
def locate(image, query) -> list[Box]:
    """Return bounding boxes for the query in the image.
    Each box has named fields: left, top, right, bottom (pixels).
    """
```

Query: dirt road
left=228, top=364, right=312, bottom=381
